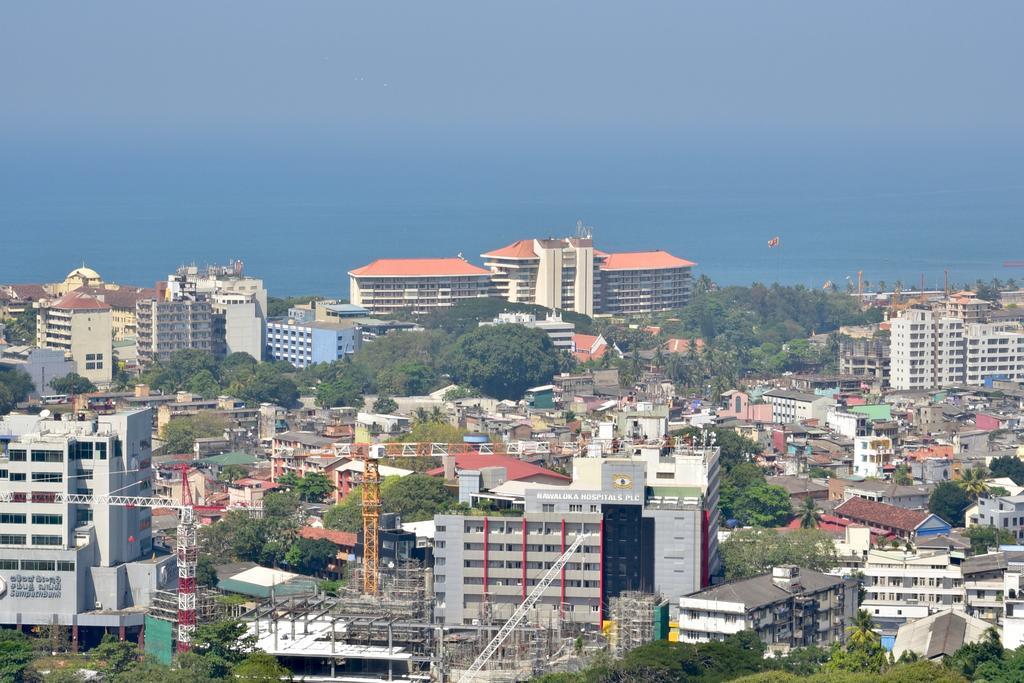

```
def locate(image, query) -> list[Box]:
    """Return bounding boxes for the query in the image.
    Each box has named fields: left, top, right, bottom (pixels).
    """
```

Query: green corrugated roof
left=198, top=451, right=260, bottom=467
left=849, top=404, right=892, bottom=421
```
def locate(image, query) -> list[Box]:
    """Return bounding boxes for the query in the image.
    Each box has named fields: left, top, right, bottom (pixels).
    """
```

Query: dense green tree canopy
left=720, top=528, right=838, bottom=579
left=444, top=325, right=564, bottom=400
left=929, top=481, right=972, bottom=526
left=989, top=456, right=1024, bottom=486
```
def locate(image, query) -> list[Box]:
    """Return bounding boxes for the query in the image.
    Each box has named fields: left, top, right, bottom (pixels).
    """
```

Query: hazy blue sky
left=2, top=1, right=1022, bottom=152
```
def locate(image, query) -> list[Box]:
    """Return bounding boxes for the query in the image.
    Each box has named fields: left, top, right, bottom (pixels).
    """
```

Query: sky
left=1, top=3, right=1023, bottom=295
left=2, top=1, right=1022, bottom=153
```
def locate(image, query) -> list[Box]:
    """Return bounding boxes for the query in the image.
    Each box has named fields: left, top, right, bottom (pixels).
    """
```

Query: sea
left=2, top=139, right=1023, bottom=298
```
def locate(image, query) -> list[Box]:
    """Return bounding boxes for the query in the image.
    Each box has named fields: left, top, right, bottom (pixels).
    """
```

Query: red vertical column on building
left=483, top=517, right=490, bottom=600
left=560, top=519, right=567, bottom=617
left=700, top=510, right=710, bottom=588
left=521, top=517, right=528, bottom=600
left=598, top=517, right=605, bottom=626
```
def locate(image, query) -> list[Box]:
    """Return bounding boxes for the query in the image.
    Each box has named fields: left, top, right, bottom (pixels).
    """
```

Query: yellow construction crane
left=360, top=445, right=382, bottom=595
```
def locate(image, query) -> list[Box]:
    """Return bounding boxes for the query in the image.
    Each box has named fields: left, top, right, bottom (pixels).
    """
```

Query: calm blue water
left=2, top=141, right=1022, bottom=297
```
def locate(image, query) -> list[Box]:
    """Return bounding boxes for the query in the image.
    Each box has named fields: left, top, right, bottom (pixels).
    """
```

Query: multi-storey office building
left=761, top=389, right=834, bottom=425
left=433, top=444, right=721, bottom=630
left=0, top=409, right=172, bottom=636
left=349, top=258, right=494, bottom=315
left=36, top=292, right=113, bottom=385
left=677, top=565, right=855, bottom=650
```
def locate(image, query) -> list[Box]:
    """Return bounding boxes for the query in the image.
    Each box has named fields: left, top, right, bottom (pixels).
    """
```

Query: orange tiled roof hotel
left=350, top=235, right=696, bottom=316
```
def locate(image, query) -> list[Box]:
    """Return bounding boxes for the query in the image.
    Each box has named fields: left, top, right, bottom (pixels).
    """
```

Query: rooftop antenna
left=575, top=219, right=592, bottom=239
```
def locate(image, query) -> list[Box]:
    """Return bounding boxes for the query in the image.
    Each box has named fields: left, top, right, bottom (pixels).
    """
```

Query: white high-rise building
left=964, top=322, right=1024, bottom=385
left=890, top=308, right=1024, bottom=390
left=889, top=308, right=964, bottom=390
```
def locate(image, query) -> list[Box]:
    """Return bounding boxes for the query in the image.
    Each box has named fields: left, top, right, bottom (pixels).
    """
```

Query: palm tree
left=429, top=406, right=445, bottom=423
left=798, top=497, right=820, bottom=529
left=412, top=407, right=430, bottom=425
left=960, top=466, right=991, bottom=501
left=846, top=609, right=879, bottom=646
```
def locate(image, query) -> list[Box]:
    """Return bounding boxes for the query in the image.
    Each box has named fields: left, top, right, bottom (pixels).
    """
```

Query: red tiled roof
left=600, top=250, right=696, bottom=271
left=905, top=445, right=953, bottom=461
left=349, top=258, right=491, bottom=278
left=52, top=291, right=111, bottom=311
left=663, top=338, right=705, bottom=354
left=482, top=240, right=538, bottom=259
left=300, top=526, right=358, bottom=547
left=425, top=453, right=570, bottom=482
left=573, top=333, right=608, bottom=362
left=834, top=497, right=928, bottom=533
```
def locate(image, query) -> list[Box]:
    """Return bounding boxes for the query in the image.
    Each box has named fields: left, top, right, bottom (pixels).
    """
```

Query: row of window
left=0, top=535, right=62, bottom=546
left=0, top=514, right=62, bottom=525
left=0, top=559, right=75, bottom=572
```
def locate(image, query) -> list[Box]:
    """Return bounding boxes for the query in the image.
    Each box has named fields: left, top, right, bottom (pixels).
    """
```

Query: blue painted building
left=266, top=318, right=361, bottom=368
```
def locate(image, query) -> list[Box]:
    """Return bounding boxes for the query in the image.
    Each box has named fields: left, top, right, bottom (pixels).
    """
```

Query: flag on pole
left=767, top=237, right=780, bottom=248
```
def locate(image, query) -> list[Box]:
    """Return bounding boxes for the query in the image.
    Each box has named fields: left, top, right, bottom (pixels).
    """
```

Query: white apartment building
left=889, top=308, right=964, bottom=390
left=762, top=389, right=835, bottom=425
left=677, top=566, right=855, bottom=650
left=0, top=409, right=173, bottom=635
left=348, top=258, right=494, bottom=315
left=964, top=322, right=1024, bottom=385
left=970, top=495, right=1024, bottom=542
left=36, top=291, right=113, bottom=385
left=852, top=436, right=895, bottom=479
left=173, top=264, right=267, bottom=361
left=479, top=311, right=575, bottom=351
left=861, top=548, right=963, bottom=633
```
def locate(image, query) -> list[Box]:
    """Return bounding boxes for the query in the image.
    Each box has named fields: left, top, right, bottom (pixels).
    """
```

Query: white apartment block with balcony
left=36, top=291, right=113, bottom=385
left=861, top=549, right=964, bottom=633
left=964, top=322, right=1024, bottom=385
left=677, top=566, right=855, bottom=650
left=889, top=308, right=964, bottom=390
left=0, top=409, right=172, bottom=632
left=349, top=258, right=494, bottom=316
left=853, top=436, right=895, bottom=478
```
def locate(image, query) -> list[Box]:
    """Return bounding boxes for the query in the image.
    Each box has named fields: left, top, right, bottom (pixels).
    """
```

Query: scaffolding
left=608, top=592, right=659, bottom=657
